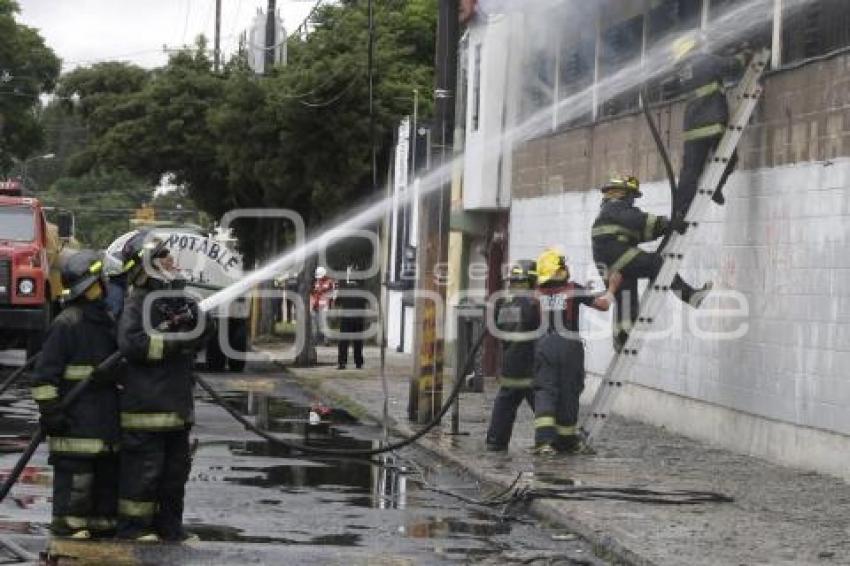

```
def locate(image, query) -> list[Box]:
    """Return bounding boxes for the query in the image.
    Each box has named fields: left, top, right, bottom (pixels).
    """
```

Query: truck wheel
left=206, top=330, right=226, bottom=372
left=227, top=319, right=248, bottom=373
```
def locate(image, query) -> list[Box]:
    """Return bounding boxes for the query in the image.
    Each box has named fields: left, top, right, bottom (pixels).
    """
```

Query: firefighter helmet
left=600, top=175, right=642, bottom=197
left=61, top=250, right=106, bottom=303
left=672, top=33, right=698, bottom=62
left=536, top=248, right=568, bottom=285
left=508, top=259, right=538, bottom=287
left=120, top=230, right=172, bottom=285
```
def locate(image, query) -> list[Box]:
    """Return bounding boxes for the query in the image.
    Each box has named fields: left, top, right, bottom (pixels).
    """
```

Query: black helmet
left=121, top=230, right=170, bottom=285
left=508, top=259, right=538, bottom=287
left=61, top=250, right=105, bottom=303
left=599, top=175, right=642, bottom=198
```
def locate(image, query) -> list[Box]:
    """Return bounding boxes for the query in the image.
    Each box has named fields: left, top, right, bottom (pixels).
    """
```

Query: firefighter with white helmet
left=114, top=231, right=205, bottom=542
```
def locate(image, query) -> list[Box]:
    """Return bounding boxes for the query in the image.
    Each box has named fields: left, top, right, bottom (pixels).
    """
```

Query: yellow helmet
left=672, top=33, right=698, bottom=62
left=536, top=248, right=568, bottom=285
left=600, top=175, right=642, bottom=197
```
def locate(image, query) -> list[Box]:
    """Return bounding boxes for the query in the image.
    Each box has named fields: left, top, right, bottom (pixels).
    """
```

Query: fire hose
left=639, top=86, right=679, bottom=254
left=0, top=353, right=39, bottom=397
left=195, top=330, right=486, bottom=457
left=0, top=351, right=124, bottom=502
left=0, top=329, right=485, bottom=502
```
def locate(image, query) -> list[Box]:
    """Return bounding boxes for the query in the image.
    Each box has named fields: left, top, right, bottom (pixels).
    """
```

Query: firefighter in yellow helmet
left=672, top=31, right=749, bottom=225
left=591, top=176, right=711, bottom=351
left=532, top=248, right=621, bottom=456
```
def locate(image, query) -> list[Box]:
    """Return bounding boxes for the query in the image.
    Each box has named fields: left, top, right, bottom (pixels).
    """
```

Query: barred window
left=783, top=0, right=850, bottom=65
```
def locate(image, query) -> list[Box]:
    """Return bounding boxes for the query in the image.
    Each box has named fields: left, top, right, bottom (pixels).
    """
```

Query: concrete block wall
left=507, top=53, right=850, bottom=478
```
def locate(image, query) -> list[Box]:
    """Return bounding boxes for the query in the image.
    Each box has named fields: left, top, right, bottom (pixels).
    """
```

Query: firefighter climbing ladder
left=580, top=49, right=771, bottom=444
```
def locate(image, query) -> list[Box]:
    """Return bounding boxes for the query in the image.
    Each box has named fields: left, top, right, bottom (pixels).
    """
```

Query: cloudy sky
left=18, top=0, right=319, bottom=70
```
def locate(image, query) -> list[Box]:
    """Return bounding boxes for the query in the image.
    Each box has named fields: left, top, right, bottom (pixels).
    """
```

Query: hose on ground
left=195, top=330, right=487, bottom=457
left=0, top=351, right=124, bottom=503
left=0, top=353, right=39, bottom=397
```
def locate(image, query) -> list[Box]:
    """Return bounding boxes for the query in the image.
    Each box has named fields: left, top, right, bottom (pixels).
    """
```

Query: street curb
left=278, top=363, right=652, bottom=566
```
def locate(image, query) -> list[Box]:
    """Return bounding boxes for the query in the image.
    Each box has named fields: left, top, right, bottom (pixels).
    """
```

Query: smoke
left=200, top=0, right=815, bottom=314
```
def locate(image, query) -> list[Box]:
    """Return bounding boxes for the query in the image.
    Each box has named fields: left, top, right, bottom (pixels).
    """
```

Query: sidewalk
left=258, top=342, right=850, bottom=566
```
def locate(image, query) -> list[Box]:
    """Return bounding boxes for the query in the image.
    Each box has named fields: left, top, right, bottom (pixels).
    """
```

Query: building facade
left=456, top=0, right=850, bottom=478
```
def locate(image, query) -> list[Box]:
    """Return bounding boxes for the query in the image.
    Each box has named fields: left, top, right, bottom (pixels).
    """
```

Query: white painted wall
left=462, top=15, right=516, bottom=210
left=510, top=158, right=850, bottom=471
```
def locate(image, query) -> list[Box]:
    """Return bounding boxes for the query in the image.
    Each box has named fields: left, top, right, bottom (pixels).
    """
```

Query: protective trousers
left=117, top=428, right=192, bottom=540
left=51, top=455, right=118, bottom=536
left=612, top=250, right=698, bottom=351
left=675, top=135, right=738, bottom=218
left=485, top=379, right=534, bottom=449
left=533, top=334, right=585, bottom=450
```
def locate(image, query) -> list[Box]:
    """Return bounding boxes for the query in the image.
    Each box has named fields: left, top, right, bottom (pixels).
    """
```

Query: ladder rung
left=580, top=48, right=771, bottom=444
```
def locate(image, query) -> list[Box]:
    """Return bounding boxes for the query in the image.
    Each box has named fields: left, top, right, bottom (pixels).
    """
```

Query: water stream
left=199, top=0, right=815, bottom=317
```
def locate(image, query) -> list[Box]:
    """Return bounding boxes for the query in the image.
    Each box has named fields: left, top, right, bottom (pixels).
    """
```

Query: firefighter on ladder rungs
left=672, top=32, right=749, bottom=226
left=31, top=250, right=122, bottom=540
left=591, top=176, right=712, bottom=352
left=532, top=249, right=621, bottom=457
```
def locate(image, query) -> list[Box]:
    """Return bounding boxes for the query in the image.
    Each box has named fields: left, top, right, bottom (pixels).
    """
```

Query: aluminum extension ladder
left=580, top=49, right=771, bottom=444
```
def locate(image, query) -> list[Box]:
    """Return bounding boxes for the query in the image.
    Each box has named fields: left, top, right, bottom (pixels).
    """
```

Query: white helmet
left=315, top=266, right=327, bottom=279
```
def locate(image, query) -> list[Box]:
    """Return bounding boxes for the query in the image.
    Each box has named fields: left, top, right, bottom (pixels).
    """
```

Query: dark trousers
left=533, top=334, right=585, bottom=449
left=485, top=384, right=534, bottom=448
left=117, top=428, right=192, bottom=540
left=51, top=455, right=118, bottom=536
left=337, top=339, right=364, bottom=367
left=338, top=318, right=364, bottom=368
left=612, top=249, right=699, bottom=351
left=676, top=135, right=738, bottom=218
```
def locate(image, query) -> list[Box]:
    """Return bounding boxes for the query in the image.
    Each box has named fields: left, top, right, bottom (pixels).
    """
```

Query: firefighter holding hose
left=31, top=250, right=121, bottom=539
left=114, top=232, right=206, bottom=542
left=671, top=33, right=748, bottom=224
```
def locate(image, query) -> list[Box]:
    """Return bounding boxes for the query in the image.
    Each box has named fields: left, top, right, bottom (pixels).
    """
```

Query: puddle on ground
left=0, top=374, right=601, bottom=564
left=403, top=514, right=512, bottom=538
left=187, top=522, right=362, bottom=546
left=533, top=473, right=578, bottom=487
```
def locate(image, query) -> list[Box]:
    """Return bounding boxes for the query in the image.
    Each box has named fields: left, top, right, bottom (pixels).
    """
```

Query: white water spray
left=200, top=0, right=813, bottom=314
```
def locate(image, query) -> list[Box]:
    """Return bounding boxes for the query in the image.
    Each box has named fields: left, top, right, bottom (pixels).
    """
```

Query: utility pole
left=410, top=0, right=459, bottom=423
left=265, top=0, right=277, bottom=73
left=214, top=0, right=222, bottom=72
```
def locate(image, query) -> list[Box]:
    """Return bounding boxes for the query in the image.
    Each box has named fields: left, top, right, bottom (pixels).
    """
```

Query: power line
left=182, top=0, right=193, bottom=45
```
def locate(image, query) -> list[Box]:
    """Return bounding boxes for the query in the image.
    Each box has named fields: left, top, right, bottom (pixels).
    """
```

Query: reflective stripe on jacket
left=31, top=302, right=121, bottom=451
left=117, top=287, right=196, bottom=428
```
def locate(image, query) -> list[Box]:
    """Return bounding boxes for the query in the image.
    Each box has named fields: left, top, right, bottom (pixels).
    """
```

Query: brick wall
left=508, top=54, right=850, bottom=438
left=512, top=52, right=850, bottom=199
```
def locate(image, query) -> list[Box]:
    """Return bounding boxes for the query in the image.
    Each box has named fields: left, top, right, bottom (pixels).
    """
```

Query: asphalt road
left=0, top=356, right=607, bottom=565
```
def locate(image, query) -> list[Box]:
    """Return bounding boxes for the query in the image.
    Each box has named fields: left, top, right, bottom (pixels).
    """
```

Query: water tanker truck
left=106, top=225, right=250, bottom=372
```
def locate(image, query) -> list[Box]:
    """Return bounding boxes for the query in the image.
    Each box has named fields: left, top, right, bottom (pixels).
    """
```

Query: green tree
left=41, top=169, right=154, bottom=248
left=54, top=0, right=437, bottom=263
left=0, top=0, right=61, bottom=173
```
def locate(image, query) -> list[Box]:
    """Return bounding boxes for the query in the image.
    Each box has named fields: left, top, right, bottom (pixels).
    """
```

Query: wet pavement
left=270, top=344, right=850, bottom=566
left=0, top=355, right=607, bottom=565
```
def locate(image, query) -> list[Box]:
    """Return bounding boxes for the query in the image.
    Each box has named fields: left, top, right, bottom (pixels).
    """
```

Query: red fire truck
left=0, top=180, right=74, bottom=356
